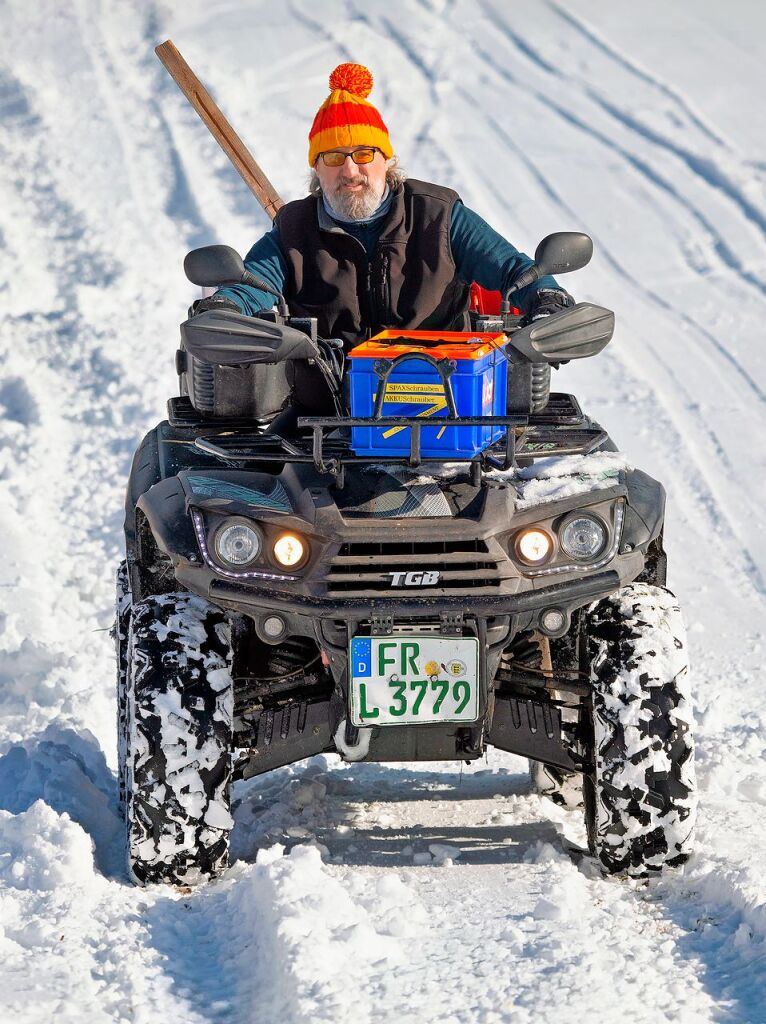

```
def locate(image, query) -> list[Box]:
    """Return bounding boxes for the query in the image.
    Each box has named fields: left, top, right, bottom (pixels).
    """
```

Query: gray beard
left=324, top=180, right=384, bottom=220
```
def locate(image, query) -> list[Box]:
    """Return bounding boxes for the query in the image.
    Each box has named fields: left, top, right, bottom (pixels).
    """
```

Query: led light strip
left=523, top=501, right=625, bottom=577
left=191, top=510, right=298, bottom=582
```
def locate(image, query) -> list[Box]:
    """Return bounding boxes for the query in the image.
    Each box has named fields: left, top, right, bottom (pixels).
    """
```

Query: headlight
left=273, top=532, right=307, bottom=568
left=214, top=519, right=262, bottom=567
left=559, top=513, right=607, bottom=561
left=514, top=527, right=553, bottom=566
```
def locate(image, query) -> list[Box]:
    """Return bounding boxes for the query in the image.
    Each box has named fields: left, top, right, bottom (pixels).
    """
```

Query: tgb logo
left=387, top=570, right=441, bottom=587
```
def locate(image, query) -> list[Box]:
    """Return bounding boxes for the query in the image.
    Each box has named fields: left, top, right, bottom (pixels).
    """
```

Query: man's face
left=315, top=146, right=389, bottom=220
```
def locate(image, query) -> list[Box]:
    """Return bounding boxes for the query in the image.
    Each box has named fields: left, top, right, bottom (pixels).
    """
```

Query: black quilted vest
left=274, top=179, right=470, bottom=348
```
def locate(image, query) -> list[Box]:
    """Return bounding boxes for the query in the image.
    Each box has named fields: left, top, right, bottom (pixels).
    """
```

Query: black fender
left=124, top=427, right=162, bottom=558
left=622, top=469, right=665, bottom=551
left=135, top=477, right=198, bottom=566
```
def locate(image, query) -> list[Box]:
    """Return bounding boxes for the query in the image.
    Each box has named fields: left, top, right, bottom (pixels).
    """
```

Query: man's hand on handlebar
left=522, top=288, right=574, bottom=326
left=190, top=294, right=243, bottom=317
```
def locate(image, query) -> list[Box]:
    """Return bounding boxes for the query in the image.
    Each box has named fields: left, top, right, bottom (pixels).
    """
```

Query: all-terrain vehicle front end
left=115, top=234, right=696, bottom=885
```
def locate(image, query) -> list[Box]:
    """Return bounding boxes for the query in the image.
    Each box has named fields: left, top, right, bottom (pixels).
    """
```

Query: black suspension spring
left=192, top=360, right=216, bottom=412
left=530, top=364, right=551, bottom=412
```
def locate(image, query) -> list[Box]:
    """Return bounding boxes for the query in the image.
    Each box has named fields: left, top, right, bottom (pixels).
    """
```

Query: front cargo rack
left=189, top=387, right=606, bottom=484
left=194, top=412, right=527, bottom=483
left=300, top=414, right=527, bottom=474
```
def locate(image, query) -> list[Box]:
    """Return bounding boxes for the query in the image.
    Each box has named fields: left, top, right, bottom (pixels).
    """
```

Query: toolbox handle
left=371, top=351, right=458, bottom=419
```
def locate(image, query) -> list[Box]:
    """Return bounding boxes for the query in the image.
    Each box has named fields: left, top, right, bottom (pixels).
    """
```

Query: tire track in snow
left=412, top=0, right=766, bottom=413
left=478, top=0, right=766, bottom=322
left=546, top=1, right=739, bottom=154
left=579, top=91, right=766, bottom=256
left=232, top=760, right=726, bottom=1023
left=378, top=14, right=441, bottom=108
left=476, top=0, right=766, bottom=405
left=369, top=4, right=487, bottom=205
left=503, top=2, right=766, bottom=276
left=74, top=0, right=217, bottom=252
left=70, top=0, right=158, bottom=238
left=286, top=0, right=357, bottom=65
left=0, top=66, right=135, bottom=747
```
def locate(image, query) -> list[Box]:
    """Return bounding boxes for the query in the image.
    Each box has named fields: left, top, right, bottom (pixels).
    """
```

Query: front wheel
left=583, top=583, right=696, bottom=876
left=122, top=592, right=234, bottom=885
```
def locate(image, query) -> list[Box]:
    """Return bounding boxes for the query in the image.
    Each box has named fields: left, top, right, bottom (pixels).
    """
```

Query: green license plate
left=349, top=635, right=480, bottom=727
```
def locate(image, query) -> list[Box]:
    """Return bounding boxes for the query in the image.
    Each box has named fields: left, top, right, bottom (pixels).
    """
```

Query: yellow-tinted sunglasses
left=318, top=147, right=379, bottom=167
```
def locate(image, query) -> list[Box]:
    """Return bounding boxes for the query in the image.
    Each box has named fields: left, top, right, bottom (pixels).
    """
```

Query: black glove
left=190, top=294, right=242, bottom=317
left=523, top=288, right=574, bottom=325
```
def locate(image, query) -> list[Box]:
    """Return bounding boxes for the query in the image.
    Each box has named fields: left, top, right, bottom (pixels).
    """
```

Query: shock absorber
left=531, top=364, right=551, bottom=412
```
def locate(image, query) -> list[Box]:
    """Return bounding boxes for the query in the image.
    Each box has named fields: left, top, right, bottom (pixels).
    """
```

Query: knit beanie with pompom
left=308, top=63, right=393, bottom=165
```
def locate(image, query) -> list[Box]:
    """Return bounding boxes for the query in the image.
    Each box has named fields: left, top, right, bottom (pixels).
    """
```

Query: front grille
left=326, top=538, right=505, bottom=596
left=378, top=621, right=442, bottom=634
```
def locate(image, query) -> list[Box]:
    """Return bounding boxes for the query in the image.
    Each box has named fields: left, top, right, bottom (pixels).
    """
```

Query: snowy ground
left=1, top=1, right=765, bottom=1021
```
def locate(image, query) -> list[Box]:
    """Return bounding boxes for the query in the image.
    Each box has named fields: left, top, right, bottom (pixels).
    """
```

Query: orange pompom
left=328, top=63, right=373, bottom=99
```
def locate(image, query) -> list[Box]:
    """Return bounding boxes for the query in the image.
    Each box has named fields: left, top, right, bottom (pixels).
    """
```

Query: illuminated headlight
left=560, top=514, right=607, bottom=561
left=273, top=532, right=307, bottom=569
left=514, top=528, right=553, bottom=566
left=214, top=519, right=262, bottom=568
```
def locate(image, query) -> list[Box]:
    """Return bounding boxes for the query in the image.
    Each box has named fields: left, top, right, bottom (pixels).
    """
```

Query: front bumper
left=207, top=566, right=627, bottom=616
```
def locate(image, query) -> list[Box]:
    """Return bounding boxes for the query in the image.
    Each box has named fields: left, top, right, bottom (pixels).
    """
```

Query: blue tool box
left=347, top=329, right=509, bottom=457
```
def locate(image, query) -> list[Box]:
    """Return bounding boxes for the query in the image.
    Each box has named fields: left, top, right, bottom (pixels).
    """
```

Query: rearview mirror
left=534, top=232, right=593, bottom=277
left=184, top=245, right=247, bottom=287
left=506, top=232, right=593, bottom=299
left=184, top=244, right=285, bottom=310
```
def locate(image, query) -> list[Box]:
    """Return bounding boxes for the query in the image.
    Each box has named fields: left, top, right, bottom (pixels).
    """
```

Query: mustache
left=336, top=175, right=371, bottom=190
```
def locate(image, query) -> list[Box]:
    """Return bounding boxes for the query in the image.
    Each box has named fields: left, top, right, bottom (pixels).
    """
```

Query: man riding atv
left=194, top=63, right=573, bottom=377
left=116, top=60, right=696, bottom=887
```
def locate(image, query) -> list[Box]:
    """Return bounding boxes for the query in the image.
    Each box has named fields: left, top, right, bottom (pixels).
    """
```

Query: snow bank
left=0, top=800, right=95, bottom=891
left=225, top=844, right=429, bottom=1023
left=0, top=804, right=107, bottom=1023
left=0, top=725, right=121, bottom=876
left=492, top=451, right=632, bottom=508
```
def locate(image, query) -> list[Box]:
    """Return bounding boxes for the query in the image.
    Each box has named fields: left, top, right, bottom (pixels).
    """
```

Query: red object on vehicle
left=469, top=283, right=520, bottom=317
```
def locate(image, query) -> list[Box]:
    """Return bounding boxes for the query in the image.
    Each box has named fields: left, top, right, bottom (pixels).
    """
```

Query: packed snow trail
left=1, top=1, right=765, bottom=1021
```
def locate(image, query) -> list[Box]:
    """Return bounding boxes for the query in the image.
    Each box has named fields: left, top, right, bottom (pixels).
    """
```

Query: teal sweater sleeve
left=449, top=201, right=565, bottom=311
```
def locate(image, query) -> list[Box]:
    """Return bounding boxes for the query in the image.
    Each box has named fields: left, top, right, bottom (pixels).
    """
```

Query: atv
left=115, top=232, right=697, bottom=885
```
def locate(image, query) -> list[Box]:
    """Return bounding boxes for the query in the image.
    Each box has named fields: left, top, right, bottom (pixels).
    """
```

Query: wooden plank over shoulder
left=155, top=39, right=284, bottom=220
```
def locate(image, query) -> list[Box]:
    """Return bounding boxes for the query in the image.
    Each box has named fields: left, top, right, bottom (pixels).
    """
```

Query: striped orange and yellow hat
left=308, top=63, right=393, bottom=166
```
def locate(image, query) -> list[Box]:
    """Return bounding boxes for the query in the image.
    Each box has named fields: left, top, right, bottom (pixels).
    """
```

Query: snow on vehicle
left=115, top=232, right=696, bottom=885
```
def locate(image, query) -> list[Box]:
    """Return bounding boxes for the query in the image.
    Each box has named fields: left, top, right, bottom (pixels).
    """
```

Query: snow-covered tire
left=583, top=583, right=696, bottom=876
left=529, top=760, right=583, bottom=809
left=114, top=560, right=132, bottom=809
left=124, top=592, right=234, bottom=886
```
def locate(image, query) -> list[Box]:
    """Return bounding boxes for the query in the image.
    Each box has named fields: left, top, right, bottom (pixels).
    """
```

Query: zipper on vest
left=364, top=252, right=391, bottom=335
left=362, top=262, right=375, bottom=337
left=380, top=252, right=391, bottom=324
